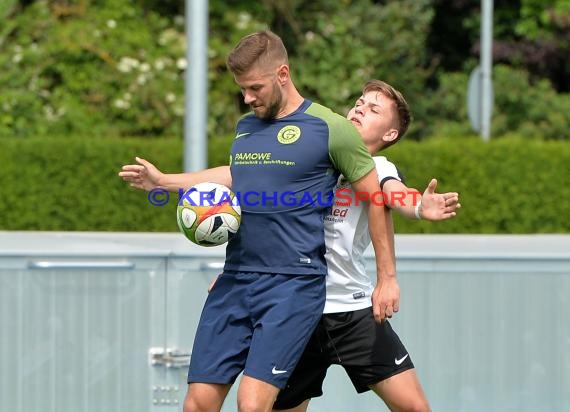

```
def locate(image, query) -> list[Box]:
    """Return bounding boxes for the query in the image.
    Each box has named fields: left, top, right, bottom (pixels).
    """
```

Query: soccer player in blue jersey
left=120, top=78, right=459, bottom=411
left=122, top=30, right=397, bottom=412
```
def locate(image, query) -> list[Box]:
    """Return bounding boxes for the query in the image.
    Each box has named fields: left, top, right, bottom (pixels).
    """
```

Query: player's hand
left=372, top=276, right=400, bottom=322
left=118, top=157, right=163, bottom=192
left=418, top=178, right=461, bottom=221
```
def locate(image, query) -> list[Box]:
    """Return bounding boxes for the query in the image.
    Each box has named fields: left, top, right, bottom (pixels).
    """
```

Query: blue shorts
left=187, top=272, right=326, bottom=389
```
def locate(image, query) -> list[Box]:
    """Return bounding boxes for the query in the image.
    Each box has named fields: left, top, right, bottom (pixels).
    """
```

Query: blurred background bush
left=1, top=0, right=569, bottom=232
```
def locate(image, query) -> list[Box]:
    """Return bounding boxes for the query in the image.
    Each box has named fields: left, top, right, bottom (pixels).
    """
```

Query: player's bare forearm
left=384, top=178, right=460, bottom=221
left=368, top=203, right=396, bottom=279
left=368, top=205, right=400, bottom=322
left=160, top=166, right=232, bottom=192
left=383, top=179, right=421, bottom=220
left=352, top=170, right=397, bottom=278
left=119, top=157, right=232, bottom=193
left=352, top=169, right=398, bottom=322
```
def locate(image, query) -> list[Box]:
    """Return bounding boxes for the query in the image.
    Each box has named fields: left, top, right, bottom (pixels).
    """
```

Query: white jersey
left=323, top=156, right=402, bottom=313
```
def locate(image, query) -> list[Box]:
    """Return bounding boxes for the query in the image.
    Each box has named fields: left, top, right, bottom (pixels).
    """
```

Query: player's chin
left=254, top=108, right=268, bottom=118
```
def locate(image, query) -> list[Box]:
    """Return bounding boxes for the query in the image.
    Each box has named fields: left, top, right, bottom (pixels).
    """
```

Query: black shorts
left=273, top=307, right=414, bottom=409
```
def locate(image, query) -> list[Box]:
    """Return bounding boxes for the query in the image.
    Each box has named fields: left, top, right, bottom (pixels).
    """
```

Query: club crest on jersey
left=277, top=125, right=301, bottom=144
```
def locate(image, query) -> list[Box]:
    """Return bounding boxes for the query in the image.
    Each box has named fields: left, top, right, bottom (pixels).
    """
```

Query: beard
left=254, top=81, right=283, bottom=120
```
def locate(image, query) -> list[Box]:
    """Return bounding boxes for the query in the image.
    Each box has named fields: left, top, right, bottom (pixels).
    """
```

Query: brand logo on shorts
left=271, top=366, right=288, bottom=375
left=395, top=354, right=409, bottom=365
left=352, top=291, right=365, bottom=300
left=277, top=125, right=301, bottom=144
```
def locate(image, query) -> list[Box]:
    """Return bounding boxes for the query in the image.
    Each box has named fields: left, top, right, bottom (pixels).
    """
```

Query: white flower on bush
left=11, top=46, right=23, bottom=63
left=117, top=57, right=140, bottom=73
left=176, top=58, right=187, bottom=70
left=139, top=62, right=151, bottom=73
left=43, top=105, right=66, bottom=121
left=158, top=28, right=183, bottom=46
left=154, top=60, right=164, bottom=71
left=154, top=57, right=173, bottom=71
left=114, top=99, right=130, bottom=110
left=107, top=20, right=117, bottom=29
left=165, top=93, right=176, bottom=103
left=236, top=12, right=251, bottom=30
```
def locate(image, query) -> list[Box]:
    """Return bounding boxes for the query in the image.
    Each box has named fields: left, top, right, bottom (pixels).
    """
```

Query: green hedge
left=386, top=137, right=570, bottom=233
left=1, top=136, right=568, bottom=233
left=0, top=137, right=184, bottom=232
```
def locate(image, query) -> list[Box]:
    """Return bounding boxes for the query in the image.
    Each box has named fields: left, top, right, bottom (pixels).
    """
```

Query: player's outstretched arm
left=352, top=169, right=399, bottom=323
left=119, top=157, right=232, bottom=192
left=119, top=157, right=164, bottom=191
left=383, top=178, right=460, bottom=221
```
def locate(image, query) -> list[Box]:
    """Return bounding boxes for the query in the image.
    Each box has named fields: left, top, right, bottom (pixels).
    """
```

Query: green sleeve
left=306, top=103, right=374, bottom=182
left=328, top=116, right=375, bottom=182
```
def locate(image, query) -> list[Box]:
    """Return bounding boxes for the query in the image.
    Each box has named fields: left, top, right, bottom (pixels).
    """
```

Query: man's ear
left=277, top=64, right=289, bottom=85
left=383, top=129, right=399, bottom=143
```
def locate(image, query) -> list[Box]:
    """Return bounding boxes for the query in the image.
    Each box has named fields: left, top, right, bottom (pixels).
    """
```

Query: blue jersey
left=225, top=99, right=374, bottom=276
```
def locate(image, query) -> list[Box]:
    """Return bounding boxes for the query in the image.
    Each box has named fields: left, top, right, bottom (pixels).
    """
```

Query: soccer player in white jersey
left=273, top=79, right=461, bottom=412
left=119, top=79, right=460, bottom=412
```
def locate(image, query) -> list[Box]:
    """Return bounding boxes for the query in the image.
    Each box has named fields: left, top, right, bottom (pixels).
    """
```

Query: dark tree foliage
left=428, top=0, right=570, bottom=92
left=1, top=0, right=568, bottom=141
left=138, top=0, right=183, bottom=16
left=426, top=0, right=476, bottom=73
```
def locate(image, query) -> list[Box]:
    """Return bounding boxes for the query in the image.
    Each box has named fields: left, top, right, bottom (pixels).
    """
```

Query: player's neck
left=276, top=87, right=304, bottom=119
left=367, top=142, right=380, bottom=155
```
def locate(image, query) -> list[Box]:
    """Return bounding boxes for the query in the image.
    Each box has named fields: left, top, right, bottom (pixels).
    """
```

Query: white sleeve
left=373, top=156, right=403, bottom=189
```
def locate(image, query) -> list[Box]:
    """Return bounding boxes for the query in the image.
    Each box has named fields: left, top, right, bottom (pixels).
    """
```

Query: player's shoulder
left=373, top=156, right=402, bottom=181
left=305, top=101, right=351, bottom=126
left=305, top=102, right=361, bottom=150
left=373, top=155, right=393, bottom=167
left=236, top=111, right=257, bottom=126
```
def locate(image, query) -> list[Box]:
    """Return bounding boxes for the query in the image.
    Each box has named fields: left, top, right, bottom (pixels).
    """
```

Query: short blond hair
left=227, top=30, right=289, bottom=75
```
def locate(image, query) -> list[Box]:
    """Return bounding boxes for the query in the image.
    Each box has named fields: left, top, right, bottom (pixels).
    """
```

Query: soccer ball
left=177, top=182, right=241, bottom=247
